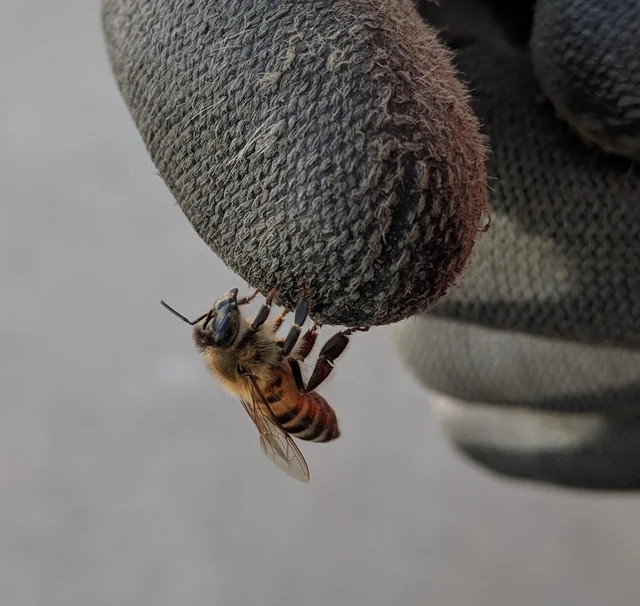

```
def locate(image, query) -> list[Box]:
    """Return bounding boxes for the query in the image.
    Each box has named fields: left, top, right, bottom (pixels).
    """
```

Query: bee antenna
left=203, top=312, right=214, bottom=330
left=160, top=300, right=208, bottom=326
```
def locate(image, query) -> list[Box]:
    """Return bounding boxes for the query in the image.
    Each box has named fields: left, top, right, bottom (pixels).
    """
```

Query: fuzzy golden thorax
left=193, top=310, right=284, bottom=396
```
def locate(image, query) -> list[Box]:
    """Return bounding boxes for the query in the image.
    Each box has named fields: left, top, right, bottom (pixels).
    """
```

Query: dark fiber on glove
left=102, top=0, right=487, bottom=326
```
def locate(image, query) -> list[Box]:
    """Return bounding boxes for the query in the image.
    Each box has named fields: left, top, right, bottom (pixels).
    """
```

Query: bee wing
left=239, top=375, right=310, bottom=483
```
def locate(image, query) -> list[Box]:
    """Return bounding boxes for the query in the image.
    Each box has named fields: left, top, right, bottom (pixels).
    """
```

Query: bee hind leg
left=291, top=326, right=368, bottom=393
left=292, top=324, right=319, bottom=361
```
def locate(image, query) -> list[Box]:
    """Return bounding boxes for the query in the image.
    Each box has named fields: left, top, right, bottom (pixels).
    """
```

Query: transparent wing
left=238, top=375, right=310, bottom=483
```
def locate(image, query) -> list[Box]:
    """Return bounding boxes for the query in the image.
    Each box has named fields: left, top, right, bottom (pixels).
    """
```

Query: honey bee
left=160, top=285, right=365, bottom=482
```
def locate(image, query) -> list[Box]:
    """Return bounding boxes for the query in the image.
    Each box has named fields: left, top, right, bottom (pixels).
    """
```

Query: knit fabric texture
left=531, top=0, right=640, bottom=160
left=432, top=45, right=640, bottom=348
left=102, top=0, right=487, bottom=327
left=396, top=0, right=640, bottom=488
left=395, top=316, right=640, bottom=489
left=396, top=316, right=640, bottom=414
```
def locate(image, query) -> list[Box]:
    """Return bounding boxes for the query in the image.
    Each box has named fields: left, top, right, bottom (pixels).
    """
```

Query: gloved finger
left=393, top=7, right=640, bottom=489
left=435, top=44, right=640, bottom=348
left=394, top=315, right=640, bottom=490
left=101, top=0, right=487, bottom=326
left=531, top=0, right=640, bottom=160
left=420, top=0, right=640, bottom=160
left=393, top=42, right=640, bottom=488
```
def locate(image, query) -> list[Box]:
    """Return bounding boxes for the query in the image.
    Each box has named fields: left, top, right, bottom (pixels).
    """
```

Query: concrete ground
left=2, top=2, right=640, bottom=605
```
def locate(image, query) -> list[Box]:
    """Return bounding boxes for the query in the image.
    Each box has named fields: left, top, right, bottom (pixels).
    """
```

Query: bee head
left=160, top=289, right=242, bottom=350
left=195, top=287, right=241, bottom=350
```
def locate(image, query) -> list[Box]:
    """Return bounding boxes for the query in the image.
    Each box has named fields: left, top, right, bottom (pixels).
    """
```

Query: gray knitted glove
left=398, top=0, right=640, bottom=489
left=102, top=0, right=487, bottom=327
left=103, top=0, right=640, bottom=488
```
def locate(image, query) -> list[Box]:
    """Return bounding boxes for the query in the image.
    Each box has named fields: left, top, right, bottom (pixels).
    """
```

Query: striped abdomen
left=264, top=370, right=340, bottom=443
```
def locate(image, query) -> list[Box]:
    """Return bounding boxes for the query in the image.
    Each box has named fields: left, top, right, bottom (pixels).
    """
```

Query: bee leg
left=237, top=288, right=260, bottom=306
left=289, top=359, right=306, bottom=393
left=271, top=310, right=290, bottom=333
left=250, top=283, right=280, bottom=330
left=286, top=321, right=320, bottom=393
left=293, top=325, right=319, bottom=362
left=282, top=295, right=310, bottom=356
left=304, top=326, right=369, bottom=393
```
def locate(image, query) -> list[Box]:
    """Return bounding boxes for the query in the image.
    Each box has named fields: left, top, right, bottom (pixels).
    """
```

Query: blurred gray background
left=2, top=2, right=640, bottom=605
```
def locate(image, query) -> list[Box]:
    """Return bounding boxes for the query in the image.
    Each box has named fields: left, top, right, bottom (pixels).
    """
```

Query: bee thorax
left=201, top=328, right=282, bottom=390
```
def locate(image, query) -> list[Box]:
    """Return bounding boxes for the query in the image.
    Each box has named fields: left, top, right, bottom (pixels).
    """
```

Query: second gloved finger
left=531, top=0, right=640, bottom=160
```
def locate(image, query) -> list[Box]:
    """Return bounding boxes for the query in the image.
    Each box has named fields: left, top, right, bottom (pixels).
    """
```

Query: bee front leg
left=237, top=289, right=260, bottom=306
left=250, top=283, right=280, bottom=330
